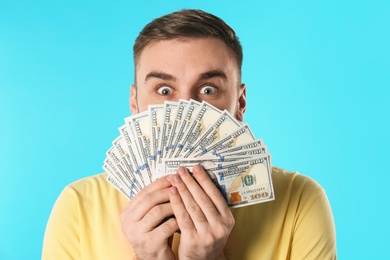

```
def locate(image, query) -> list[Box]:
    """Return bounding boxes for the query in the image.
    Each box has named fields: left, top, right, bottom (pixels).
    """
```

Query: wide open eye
left=157, top=85, right=173, bottom=96
left=199, top=84, right=217, bottom=95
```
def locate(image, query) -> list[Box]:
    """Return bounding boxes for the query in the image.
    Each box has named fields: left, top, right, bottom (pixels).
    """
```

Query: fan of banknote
left=103, top=99, right=274, bottom=208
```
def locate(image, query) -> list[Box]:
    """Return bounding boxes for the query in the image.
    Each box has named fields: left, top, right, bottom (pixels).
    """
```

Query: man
left=43, top=9, right=336, bottom=259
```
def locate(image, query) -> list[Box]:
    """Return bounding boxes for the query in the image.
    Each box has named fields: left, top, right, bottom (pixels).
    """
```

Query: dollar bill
left=175, top=101, right=222, bottom=157
left=211, top=139, right=264, bottom=158
left=104, top=157, right=138, bottom=200
left=209, top=155, right=274, bottom=208
left=156, top=156, right=250, bottom=180
left=167, top=99, right=201, bottom=158
left=105, top=147, right=132, bottom=191
left=106, top=173, right=134, bottom=200
left=213, top=146, right=268, bottom=160
left=158, top=155, right=274, bottom=208
left=183, top=110, right=242, bottom=158
left=125, top=111, right=153, bottom=184
left=103, top=159, right=129, bottom=191
left=164, top=100, right=189, bottom=158
left=119, top=124, right=149, bottom=187
left=148, top=104, right=165, bottom=172
left=191, top=123, right=255, bottom=158
left=105, top=146, right=136, bottom=190
left=156, top=101, right=178, bottom=165
left=112, top=136, right=143, bottom=191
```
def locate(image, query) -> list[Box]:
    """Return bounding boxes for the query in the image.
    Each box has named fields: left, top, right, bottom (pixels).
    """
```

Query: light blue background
left=1, top=0, right=389, bottom=259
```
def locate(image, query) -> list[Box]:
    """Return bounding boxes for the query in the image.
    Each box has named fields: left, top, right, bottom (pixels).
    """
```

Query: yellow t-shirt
left=42, top=167, right=337, bottom=259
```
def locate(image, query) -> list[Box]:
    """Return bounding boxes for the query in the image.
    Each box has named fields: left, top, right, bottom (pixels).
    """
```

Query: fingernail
left=166, top=175, right=171, bottom=182
left=193, top=164, right=202, bottom=173
left=178, top=167, right=187, bottom=176
left=173, top=175, right=182, bottom=183
left=170, top=186, right=178, bottom=194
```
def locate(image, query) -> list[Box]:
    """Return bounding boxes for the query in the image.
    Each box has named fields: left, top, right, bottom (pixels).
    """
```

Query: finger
left=121, top=193, right=177, bottom=243
left=121, top=175, right=173, bottom=221
left=172, top=168, right=214, bottom=224
left=131, top=188, right=172, bottom=221
left=151, top=216, right=179, bottom=241
left=169, top=185, right=196, bottom=231
left=141, top=203, right=175, bottom=232
left=178, top=167, right=220, bottom=218
left=191, top=165, right=231, bottom=218
left=132, top=175, right=173, bottom=204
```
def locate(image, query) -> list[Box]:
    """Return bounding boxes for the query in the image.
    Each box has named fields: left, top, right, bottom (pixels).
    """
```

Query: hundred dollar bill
left=164, top=99, right=189, bottom=158
left=156, top=101, right=178, bottom=165
left=183, top=110, right=242, bottom=158
left=112, top=136, right=143, bottom=191
left=105, top=146, right=138, bottom=192
left=104, top=159, right=138, bottom=199
left=167, top=99, right=201, bottom=158
left=155, top=156, right=250, bottom=180
left=211, top=139, right=264, bottom=158
left=103, top=159, right=129, bottom=191
left=192, top=124, right=256, bottom=158
left=119, top=124, right=149, bottom=187
left=158, top=155, right=274, bottom=207
left=148, top=104, right=165, bottom=171
left=208, top=154, right=274, bottom=208
left=106, top=173, right=134, bottom=200
left=212, top=146, right=268, bottom=160
left=175, top=101, right=222, bottom=157
left=125, top=111, right=153, bottom=184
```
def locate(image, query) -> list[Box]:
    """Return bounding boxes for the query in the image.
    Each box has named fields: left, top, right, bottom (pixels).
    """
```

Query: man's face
left=130, top=37, right=246, bottom=121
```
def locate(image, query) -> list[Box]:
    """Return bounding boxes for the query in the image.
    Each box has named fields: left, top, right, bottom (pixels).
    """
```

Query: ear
left=235, top=83, right=247, bottom=121
left=130, top=84, right=138, bottom=115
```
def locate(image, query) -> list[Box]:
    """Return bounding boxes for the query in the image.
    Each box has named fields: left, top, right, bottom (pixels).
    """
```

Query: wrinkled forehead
left=134, top=37, right=241, bottom=83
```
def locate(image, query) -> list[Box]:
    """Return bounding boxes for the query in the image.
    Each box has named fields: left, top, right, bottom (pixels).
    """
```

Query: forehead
left=135, top=38, right=239, bottom=80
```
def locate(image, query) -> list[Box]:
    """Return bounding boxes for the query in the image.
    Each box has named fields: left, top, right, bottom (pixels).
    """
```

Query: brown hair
left=133, top=9, right=243, bottom=75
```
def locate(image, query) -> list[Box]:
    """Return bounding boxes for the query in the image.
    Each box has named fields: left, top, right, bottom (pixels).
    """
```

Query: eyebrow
left=200, top=70, right=227, bottom=80
left=144, top=72, right=176, bottom=83
left=144, top=69, right=227, bottom=83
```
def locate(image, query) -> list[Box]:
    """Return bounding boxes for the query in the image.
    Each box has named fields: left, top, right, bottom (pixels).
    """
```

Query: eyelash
left=199, top=84, right=218, bottom=95
left=155, top=83, right=219, bottom=96
left=156, top=85, right=173, bottom=95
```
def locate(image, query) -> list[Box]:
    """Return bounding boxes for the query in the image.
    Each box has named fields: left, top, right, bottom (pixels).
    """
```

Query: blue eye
left=200, top=85, right=217, bottom=95
left=157, top=86, right=173, bottom=96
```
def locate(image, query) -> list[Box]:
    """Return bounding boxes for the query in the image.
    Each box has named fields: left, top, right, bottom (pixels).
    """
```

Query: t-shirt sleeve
left=42, top=186, right=81, bottom=259
left=290, top=185, right=337, bottom=259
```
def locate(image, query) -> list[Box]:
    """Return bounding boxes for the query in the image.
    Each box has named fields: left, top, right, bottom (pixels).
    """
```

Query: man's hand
left=120, top=176, right=178, bottom=260
left=168, top=165, right=235, bottom=259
